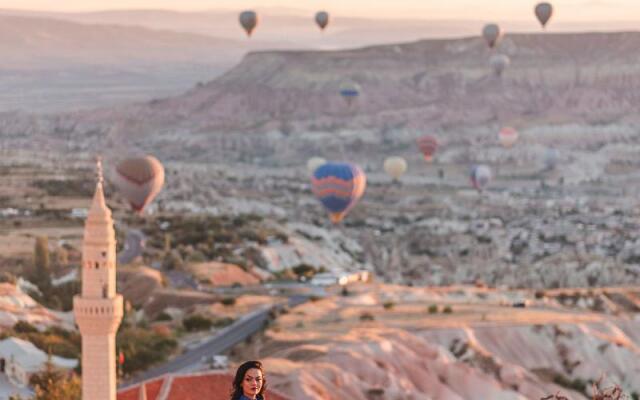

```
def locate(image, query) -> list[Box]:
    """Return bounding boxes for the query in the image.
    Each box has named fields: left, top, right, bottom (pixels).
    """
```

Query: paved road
left=118, top=229, right=145, bottom=265
left=120, top=295, right=309, bottom=388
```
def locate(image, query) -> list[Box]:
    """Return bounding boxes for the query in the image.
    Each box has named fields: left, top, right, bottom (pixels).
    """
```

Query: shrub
left=383, top=301, right=395, bottom=310
left=0, top=272, right=16, bottom=284
left=14, top=321, right=38, bottom=334
left=551, top=374, right=587, bottom=395
left=221, top=297, right=237, bottom=307
left=359, top=312, right=375, bottom=322
left=182, top=315, right=212, bottom=332
left=428, top=305, right=439, bottom=314
left=443, top=306, right=453, bottom=314
left=211, top=317, right=234, bottom=328
left=292, top=264, right=317, bottom=280
left=116, top=327, right=177, bottom=376
left=155, top=312, right=172, bottom=322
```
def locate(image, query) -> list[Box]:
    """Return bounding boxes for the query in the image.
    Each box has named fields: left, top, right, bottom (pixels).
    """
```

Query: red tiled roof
left=118, top=370, right=290, bottom=400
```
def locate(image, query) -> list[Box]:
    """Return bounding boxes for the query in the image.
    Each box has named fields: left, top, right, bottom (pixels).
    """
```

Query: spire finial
left=96, top=155, right=104, bottom=186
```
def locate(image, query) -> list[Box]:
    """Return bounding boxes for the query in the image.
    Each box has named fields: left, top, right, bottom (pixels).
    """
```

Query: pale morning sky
left=1, top=0, right=638, bottom=22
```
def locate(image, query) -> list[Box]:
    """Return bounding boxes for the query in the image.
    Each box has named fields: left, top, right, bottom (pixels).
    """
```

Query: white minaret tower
left=74, top=157, right=123, bottom=400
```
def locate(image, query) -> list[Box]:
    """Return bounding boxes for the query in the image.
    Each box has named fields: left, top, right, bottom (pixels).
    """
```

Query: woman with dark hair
left=230, top=360, right=267, bottom=400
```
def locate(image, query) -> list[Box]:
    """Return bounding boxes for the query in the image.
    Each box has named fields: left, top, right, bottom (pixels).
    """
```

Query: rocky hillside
left=242, top=284, right=640, bottom=400
left=9, top=31, right=639, bottom=140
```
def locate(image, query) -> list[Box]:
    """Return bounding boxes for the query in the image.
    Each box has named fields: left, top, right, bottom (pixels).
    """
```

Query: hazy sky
left=1, top=0, right=638, bottom=21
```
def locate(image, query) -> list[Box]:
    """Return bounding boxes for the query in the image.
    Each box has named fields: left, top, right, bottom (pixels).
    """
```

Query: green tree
left=163, top=233, right=172, bottom=254
left=29, top=356, right=81, bottom=400
left=183, top=315, right=213, bottom=332
left=34, top=236, right=50, bottom=284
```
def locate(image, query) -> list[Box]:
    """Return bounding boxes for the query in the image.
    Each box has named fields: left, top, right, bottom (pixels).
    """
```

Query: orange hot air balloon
left=113, top=156, right=165, bottom=213
left=498, top=127, right=519, bottom=148
left=417, top=135, right=438, bottom=162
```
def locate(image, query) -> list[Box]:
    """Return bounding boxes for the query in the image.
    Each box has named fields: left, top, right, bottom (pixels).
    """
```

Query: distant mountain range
left=25, top=31, right=638, bottom=137
left=1, top=9, right=640, bottom=113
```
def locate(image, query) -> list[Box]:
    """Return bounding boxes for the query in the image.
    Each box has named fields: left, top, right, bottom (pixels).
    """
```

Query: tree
left=33, top=236, right=50, bottom=286
left=52, top=247, right=69, bottom=267
left=29, top=355, right=80, bottom=400
left=163, top=233, right=172, bottom=254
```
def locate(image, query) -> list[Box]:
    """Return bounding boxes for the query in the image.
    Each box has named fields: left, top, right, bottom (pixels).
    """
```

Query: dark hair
left=230, top=360, right=267, bottom=400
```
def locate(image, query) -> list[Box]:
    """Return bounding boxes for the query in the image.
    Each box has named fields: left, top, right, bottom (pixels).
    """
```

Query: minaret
left=73, top=157, right=123, bottom=400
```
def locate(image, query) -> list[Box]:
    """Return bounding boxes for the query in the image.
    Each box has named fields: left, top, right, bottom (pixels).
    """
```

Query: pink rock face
left=263, top=317, right=640, bottom=400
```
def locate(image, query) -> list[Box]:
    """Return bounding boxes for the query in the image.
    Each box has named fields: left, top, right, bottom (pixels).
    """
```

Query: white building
left=73, top=159, right=123, bottom=400
left=0, top=337, right=77, bottom=387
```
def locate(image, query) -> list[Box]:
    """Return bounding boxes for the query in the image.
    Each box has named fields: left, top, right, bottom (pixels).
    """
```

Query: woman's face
left=242, top=368, right=263, bottom=398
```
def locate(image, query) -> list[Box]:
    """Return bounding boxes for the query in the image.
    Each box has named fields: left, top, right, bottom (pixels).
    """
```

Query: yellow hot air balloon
left=113, top=156, right=165, bottom=213
left=384, top=157, right=408, bottom=181
left=239, top=10, right=258, bottom=37
left=307, top=157, right=326, bottom=174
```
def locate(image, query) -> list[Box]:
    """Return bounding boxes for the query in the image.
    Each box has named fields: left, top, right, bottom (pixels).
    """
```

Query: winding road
left=120, top=295, right=309, bottom=388
left=118, top=229, right=145, bottom=265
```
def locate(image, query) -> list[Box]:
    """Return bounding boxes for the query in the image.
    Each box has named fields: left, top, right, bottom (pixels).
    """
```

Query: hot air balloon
left=311, top=162, right=366, bottom=224
left=113, top=156, right=165, bottom=213
left=417, top=135, right=438, bottom=162
left=384, top=157, right=408, bottom=181
left=470, top=165, right=492, bottom=192
left=535, top=3, right=553, bottom=28
left=490, top=54, right=510, bottom=77
left=315, top=11, right=330, bottom=31
left=482, top=24, right=503, bottom=49
left=498, top=127, right=519, bottom=148
left=239, top=10, right=258, bottom=37
left=544, top=148, right=559, bottom=170
left=339, top=82, right=360, bottom=107
left=307, top=157, right=326, bottom=174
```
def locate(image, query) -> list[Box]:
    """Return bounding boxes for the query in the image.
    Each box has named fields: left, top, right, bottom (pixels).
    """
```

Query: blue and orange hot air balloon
left=311, top=162, right=366, bottom=224
left=417, top=135, right=438, bottom=162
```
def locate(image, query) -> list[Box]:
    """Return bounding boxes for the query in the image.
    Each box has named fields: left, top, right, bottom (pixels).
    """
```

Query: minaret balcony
left=73, top=295, right=123, bottom=335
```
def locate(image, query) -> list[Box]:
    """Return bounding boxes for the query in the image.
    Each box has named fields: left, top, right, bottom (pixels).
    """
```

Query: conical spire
left=88, top=156, right=111, bottom=220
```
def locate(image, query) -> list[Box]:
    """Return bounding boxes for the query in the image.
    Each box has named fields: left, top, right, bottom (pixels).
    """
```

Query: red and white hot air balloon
left=498, top=127, right=519, bottom=148
left=112, top=156, right=165, bottom=213
left=417, top=135, right=438, bottom=162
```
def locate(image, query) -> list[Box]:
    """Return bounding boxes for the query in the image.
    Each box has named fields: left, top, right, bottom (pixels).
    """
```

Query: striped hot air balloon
left=498, top=127, right=519, bottom=148
left=113, top=156, right=165, bottom=213
left=311, top=162, right=366, bottom=224
left=417, top=135, right=438, bottom=162
left=470, top=165, right=492, bottom=192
